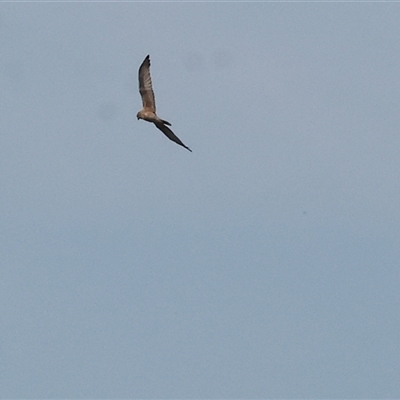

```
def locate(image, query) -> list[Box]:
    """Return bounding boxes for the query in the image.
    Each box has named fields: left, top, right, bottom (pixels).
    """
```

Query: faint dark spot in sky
left=2, top=60, right=29, bottom=92
left=183, top=49, right=234, bottom=72
left=182, top=51, right=205, bottom=72
left=211, top=49, right=234, bottom=69
left=97, top=102, right=117, bottom=122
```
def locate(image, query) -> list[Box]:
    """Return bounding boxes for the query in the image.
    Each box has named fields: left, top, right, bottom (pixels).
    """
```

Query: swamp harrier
left=137, top=55, right=192, bottom=152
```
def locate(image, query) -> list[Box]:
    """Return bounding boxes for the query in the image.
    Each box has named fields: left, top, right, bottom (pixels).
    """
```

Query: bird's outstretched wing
left=154, top=122, right=192, bottom=152
left=138, top=55, right=156, bottom=111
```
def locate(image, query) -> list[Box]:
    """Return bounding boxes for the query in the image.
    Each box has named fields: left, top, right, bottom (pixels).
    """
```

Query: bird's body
left=137, top=55, right=192, bottom=152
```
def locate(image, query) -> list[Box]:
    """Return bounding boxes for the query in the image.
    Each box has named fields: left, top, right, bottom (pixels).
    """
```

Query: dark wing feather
left=138, top=55, right=156, bottom=111
left=154, top=122, right=192, bottom=152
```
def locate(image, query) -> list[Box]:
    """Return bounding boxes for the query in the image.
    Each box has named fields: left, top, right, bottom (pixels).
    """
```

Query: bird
left=136, top=55, right=192, bottom=152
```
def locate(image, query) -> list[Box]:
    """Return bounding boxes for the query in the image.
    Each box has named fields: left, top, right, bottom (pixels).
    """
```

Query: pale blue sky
left=1, top=3, right=400, bottom=398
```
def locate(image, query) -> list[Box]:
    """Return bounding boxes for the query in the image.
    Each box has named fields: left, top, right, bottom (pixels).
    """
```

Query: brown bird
left=137, top=55, right=192, bottom=152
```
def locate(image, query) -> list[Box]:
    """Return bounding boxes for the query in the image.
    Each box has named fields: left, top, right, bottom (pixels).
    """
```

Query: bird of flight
left=137, top=55, right=192, bottom=152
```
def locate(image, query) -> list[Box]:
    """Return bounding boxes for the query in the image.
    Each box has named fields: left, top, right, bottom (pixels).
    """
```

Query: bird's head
left=136, top=112, right=141, bottom=120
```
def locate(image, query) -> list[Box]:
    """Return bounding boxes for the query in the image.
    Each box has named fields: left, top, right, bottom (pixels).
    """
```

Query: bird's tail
left=161, top=119, right=171, bottom=126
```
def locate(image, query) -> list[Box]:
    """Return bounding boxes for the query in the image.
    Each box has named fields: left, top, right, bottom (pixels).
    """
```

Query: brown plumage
left=137, top=55, right=192, bottom=152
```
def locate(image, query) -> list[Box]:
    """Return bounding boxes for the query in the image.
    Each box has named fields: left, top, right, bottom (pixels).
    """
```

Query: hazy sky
left=1, top=3, right=400, bottom=398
